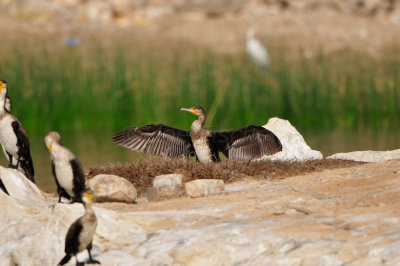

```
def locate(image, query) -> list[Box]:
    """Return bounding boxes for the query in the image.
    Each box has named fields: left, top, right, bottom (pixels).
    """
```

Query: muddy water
left=0, top=131, right=398, bottom=194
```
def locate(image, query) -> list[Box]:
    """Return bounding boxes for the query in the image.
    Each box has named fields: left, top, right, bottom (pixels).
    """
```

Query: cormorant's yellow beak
left=47, top=145, right=52, bottom=151
left=85, top=190, right=94, bottom=201
left=180, top=107, right=197, bottom=114
left=0, top=81, right=3, bottom=93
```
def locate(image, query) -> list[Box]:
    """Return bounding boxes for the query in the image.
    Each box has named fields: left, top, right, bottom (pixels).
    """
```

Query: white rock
left=328, top=149, right=400, bottom=163
left=0, top=192, right=144, bottom=265
left=153, top=174, right=183, bottom=187
left=0, top=166, right=47, bottom=202
left=262, top=117, right=323, bottom=161
left=185, top=179, right=224, bottom=198
left=88, top=174, right=137, bottom=203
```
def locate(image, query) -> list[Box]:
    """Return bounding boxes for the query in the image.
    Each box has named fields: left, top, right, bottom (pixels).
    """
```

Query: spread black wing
left=12, top=121, right=35, bottom=182
left=112, top=124, right=194, bottom=157
left=211, top=125, right=282, bottom=161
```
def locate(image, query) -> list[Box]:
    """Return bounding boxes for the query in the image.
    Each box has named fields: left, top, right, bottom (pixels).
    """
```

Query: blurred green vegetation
left=0, top=37, right=399, bottom=138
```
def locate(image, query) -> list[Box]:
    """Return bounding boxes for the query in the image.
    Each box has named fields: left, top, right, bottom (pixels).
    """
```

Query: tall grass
left=0, top=36, right=399, bottom=138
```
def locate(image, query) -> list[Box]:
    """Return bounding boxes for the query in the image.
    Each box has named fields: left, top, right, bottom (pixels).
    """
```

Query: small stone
left=88, top=174, right=137, bottom=203
left=185, top=179, right=224, bottom=198
left=147, top=184, right=185, bottom=202
left=153, top=174, right=183, bottom=187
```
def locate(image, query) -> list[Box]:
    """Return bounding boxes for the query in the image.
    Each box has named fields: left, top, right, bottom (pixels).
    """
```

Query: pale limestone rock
left=0, top=191, right=143, bottom=265
left=3, top=160, right=400, bottom=265
left=0, top=166, right=47, bottom=202
left=262, top=117, right=323, bottom=161
left=147, top=185, right=185, bottom=202
left=153, top=174, right=183, bottom=187
left=88, top=174, right=137, bottom=203
left=328, top=149, right=400, bottom=162
left=185, top=179, right=224, bottom=198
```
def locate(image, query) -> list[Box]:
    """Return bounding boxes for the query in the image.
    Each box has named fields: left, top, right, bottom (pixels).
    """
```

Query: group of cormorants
left=0, top=80, right=99, bottom=265
left=0, top=79, right=282, bottom=265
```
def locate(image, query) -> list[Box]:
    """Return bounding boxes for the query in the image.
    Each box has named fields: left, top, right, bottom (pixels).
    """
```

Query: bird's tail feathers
left=19, top=160, right=35, bottom=183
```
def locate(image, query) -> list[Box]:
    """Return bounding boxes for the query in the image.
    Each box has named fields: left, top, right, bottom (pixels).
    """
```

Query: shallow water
left=0, top=131, right=398, bottom=194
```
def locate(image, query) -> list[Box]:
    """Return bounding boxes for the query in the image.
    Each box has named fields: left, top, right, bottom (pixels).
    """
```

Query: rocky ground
left=0, top=118, right=400, bottom=266
left=0, top=118, right=399, bottom=265
left=1, top=158, right=400, bottom=265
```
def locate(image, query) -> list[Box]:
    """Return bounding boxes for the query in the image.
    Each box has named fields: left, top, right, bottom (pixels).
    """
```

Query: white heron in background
left=246, top=21, right=270, bottom=71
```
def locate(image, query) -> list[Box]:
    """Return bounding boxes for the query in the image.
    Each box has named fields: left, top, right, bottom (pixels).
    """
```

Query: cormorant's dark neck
left=83, top=202, right=95, bottom=215
left=197, top=113, right=206, bottom=126
left=191, top=114, right=206, bottom=135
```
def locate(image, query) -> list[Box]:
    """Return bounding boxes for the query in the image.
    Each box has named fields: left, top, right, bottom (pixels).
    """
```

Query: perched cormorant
left=113, top=106, right=282, bottom=163
left=44, top=131, right=86, bottom=203
left=1, top=96, right=23, bottom=173
left=0, top=80, right=35, bottom=182
left=58, top=190, right=100, bottom=266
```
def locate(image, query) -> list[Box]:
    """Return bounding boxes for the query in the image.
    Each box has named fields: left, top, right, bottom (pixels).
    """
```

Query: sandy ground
left=97, top=159, right=400, bottom=264
left=1, top=8, right=400, bottom=56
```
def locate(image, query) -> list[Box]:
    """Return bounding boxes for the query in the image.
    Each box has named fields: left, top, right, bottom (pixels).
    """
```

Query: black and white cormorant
left=58, top=190, right=100, bottom=266
left=45, top=131, right=86, bottom=203
left=1, top=96, right=24, bottom=174
left=0, top=80, right=35, bottom=182
left=112, top=106, right=282, bottom=163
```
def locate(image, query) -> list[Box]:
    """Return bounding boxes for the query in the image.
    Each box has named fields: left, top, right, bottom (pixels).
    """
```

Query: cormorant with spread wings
left=112, top=106, right=282, bottom=163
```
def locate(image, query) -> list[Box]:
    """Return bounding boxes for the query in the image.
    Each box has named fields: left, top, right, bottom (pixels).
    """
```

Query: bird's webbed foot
left=87, top=259, right=101, bottom=264
left=70, top=197, right=82, bottom=204
left=8, top=163, right=18, bottom=169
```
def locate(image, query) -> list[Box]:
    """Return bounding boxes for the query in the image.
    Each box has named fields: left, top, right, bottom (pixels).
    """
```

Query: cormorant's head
left=0, top=80, right=7, bottom=95
left=82, top=189, right=95, bottom=204
left=180, top=106, right=206, bottom=117
left=44, top=131, right=61, bottom=151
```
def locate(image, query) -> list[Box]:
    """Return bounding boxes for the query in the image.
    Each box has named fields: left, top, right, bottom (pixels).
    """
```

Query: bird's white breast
left=52, top=145, right=75, bottom=196
left=193, top=138, right=212, bottom=163
left=0, top=115, right=19, bottom=156
left=55, top=161, right=74, bottom=196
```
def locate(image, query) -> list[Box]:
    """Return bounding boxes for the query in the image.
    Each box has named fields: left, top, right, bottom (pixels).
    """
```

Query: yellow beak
left=180, top=107, right=197, bottom=114
left=85, top=190, right=94, bottom=201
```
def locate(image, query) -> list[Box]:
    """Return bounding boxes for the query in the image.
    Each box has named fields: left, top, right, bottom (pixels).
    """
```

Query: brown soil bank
left=87, top=158, right=363, bottom=195
left=1, top=1, right=400, bottom=56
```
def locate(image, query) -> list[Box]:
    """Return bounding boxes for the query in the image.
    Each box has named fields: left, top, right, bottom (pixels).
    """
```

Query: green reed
left=0, top=37, right=399, bottom=138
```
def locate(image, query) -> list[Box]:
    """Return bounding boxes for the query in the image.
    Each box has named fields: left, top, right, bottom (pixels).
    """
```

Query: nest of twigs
left=87, top=157, right=363, bottom=196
